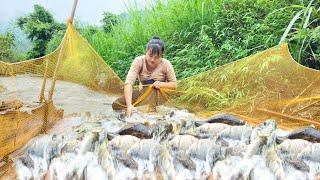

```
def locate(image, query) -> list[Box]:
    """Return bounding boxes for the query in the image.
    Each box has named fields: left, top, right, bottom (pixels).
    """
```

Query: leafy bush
left=0, top=32, right=15, bottom=61
left=46, top=0, right=319, bottom=80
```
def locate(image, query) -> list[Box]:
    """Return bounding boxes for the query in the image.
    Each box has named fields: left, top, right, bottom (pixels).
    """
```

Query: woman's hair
left=146, top=36, right=164, bottom=56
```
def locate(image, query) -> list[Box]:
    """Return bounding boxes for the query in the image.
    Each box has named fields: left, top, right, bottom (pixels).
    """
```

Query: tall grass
left=47, top=0, right=320, bottom=80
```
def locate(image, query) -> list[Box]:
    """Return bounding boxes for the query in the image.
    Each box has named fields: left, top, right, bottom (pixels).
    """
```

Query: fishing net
left=111, top=43, right=320, bottom=130
left=1, top=23, right=320, bottom=160
left=0, top=24, right=123, bottom=159
left=167, top=44, right=320, bottom=130
left=0, top=25, right=123, bottom=94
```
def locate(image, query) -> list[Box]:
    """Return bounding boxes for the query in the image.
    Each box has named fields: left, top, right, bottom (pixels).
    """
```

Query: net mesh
left=165, top=44, right=320, bottom=129
left=0, top=24, right=123, bottom=158
left=1, top=25, right=124, bottom=94
left=1, top=24, right=320, bottom=159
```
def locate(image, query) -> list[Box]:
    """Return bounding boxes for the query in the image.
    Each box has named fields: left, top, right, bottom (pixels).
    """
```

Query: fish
left=61, top=139, right=81, bottom=154
left=217, top=124, right=253, bottom=143
left=162, top=111, right=196, bottom=134
left=27, top=154, right=48, bottom=178
left=46, top=152, right=78, bottom=180
left=225, top=143, right=247, bottom=157
left=15, top=158, right=33, bottom=180
left=186, top=139, right=226, bottom=170
left=15, top=154, right=34, bottom=169
left=283, top=157, right=310, bottom=172
left=168, top=135, right=198, bottom=171
left=266, top=148, right=285, bottom=180
left=115, top=123, right=153, bottom=139
left=128, top=139, right=162, bottom=160
left=157, top=147, right=176, bottom=179
left=169, top=135, right=199, bottom=153
left=211, top=160, right=233, bottom=180
left=175, top=153, right=197, bottom=171
left=108, top=135, right=140, bottom=169
left=22, top=134, right=65, bottom=169
left=67, top=152, right=100, bottom=180
left=115, top=155, right=139, bottom=170
left=74, top=121, right=103, bottom=134
left=128, top=139, right=175, bottom=177
left=80, top=163, right=111, bottom=180
left=169, top=135, right=199, bottom=151
left=108, top=135, right=140, bottom=156
left=278, top=139, right=311, bottom=157
left=230, top=157, right=260, bottom=180
left=195, top=113, right=245, bottom=126
left=195, top=123, right=230, bottom=137
left=297, top=143, right=320, bottom=162
left=163, top=109, right=195, bottom=123
left=277, top=126, right=320, bottom=143
left=152, top=122, right=173, bottom=142
left=250, top=119, right=277, bottom=142
left=78, top=132, right=99, bottom=155
left=244, top=135, right=267, bottom=159
left=246, top=165, right=276, bottom=180
left=98, top=140, right=115, bottom=178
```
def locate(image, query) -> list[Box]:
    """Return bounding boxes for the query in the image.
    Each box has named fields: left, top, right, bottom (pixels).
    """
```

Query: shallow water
left=0, top=74, right=117, bottom=115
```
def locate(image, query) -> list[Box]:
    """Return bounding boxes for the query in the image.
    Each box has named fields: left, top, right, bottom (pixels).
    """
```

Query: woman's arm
left=124, top=83, right=133, bottom=106
left=153, top=81, right=177, bottom=90
left=124, top=57, right=142, bottom=117
left=153, top=60, right=177, bottom=90
left=124, top=83, right=135, bottom=116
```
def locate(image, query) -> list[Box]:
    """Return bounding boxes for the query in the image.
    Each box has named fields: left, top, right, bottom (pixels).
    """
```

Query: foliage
left=45, top=0, right=320, bottom=80
left=279, top=0, right=320, bottom=69
left=101, top=12, right=120, bottom=33
left=0, top=32, right=15, bottom=61
left=17, top=4, right=65, bottom=58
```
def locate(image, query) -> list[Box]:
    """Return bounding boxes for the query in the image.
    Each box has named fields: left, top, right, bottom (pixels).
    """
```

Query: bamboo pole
left=48, top=0, right=79, bottom=101
left=38, top=59, right=49, bottom=103
left=70, top=0, right=79, bottom=24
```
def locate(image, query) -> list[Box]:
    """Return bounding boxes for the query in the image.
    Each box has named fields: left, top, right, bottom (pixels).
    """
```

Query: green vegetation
left=279, top=0, right=320, bottom=69
left=3, top=0, right=319, bottom=80
left=77, top=0, right=320, bottom=80
left=0, top=32, right=15, bottom=61
left=101, top=12, right=120, bottom=33
left=17, top=4, right=65, bottom=58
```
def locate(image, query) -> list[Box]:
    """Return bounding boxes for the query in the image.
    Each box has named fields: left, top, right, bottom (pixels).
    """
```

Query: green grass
left=46, top=0, right=320, bottom=80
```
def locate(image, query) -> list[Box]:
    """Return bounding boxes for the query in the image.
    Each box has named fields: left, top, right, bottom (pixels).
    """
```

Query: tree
left=0, top=32, right=15, bottom=61
left=101, top=12, right=119, bottom=33
left=17, top=4, right=65, bottom=58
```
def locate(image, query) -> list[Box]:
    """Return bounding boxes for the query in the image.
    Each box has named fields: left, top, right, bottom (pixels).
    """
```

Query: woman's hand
left=126, top=104, right=136, bottom=117
left=152, top=81, right=163, bottom=89
left=139, top=83, right=143, bottom=91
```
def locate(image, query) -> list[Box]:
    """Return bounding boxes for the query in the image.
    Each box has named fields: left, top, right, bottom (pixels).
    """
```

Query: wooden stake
left=48, top=0, right=79, bottom=101
left=38, top=59, right=49, bottom=103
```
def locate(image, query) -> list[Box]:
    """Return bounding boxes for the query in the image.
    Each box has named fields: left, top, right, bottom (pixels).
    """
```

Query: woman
left=112, top=36, right=177, bottom=117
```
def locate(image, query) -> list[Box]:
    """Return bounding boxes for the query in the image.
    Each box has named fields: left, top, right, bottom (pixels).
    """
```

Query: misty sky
left=0, top=0, right=146, bottom=25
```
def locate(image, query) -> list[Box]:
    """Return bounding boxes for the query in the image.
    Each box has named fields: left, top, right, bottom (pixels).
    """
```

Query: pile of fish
left=13, top=109, right=320, bottom=180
